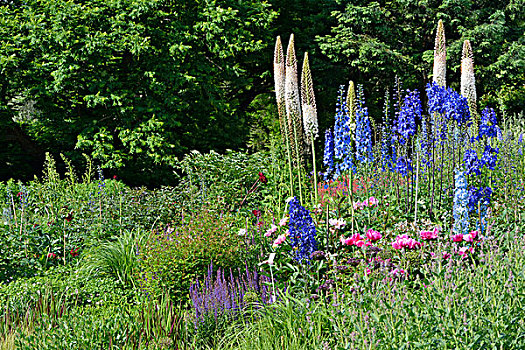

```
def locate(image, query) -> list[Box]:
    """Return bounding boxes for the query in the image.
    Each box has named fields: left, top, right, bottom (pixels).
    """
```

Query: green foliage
left=137, top=209, right=252, bottom=302
left=0, top=0, right=277, bottom=182
left=174, top=149, right=275, bottom=213
left=0, top=265, right=136, bottom=315
left=81, top=229, right=147, bottom=288
left=224, top=235, right=525, bottom=349
left=318, top=0, right=524, bottom=116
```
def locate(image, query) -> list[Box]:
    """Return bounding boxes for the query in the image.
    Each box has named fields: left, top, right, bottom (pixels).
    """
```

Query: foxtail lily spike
left=300, top=52, right=319, bottom=204
left=346, top=81, right=357, bottom=142
left=274, top=36, right=286, bottom=138
left=300, top=52, right=318, bottom=145
left=433, top=20, right=447, bottom=87
left=285, top=34, right=304, bottom=165
left=274, top=35, right=294, bottom=197
left=461, top=40, right=478, bottom=122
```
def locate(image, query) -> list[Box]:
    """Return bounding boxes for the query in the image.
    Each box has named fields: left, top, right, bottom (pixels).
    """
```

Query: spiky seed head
left=300, top=52, right=318, bottom=144
left=346, top=81, right=357, bottom=141
left=274, top=36, right=286, bottom=137
left=433, top=20, right=447, bottom=87
left=461, top=40, right=477, bottom=117
left=285, top=34, right=304, bottom=163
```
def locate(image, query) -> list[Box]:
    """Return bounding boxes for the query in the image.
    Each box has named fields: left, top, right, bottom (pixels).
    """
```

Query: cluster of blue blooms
left=396, top=90, right=421, bottom=145
left=288, top=197, right=317, bottom=263
left=332, top=86, right=354, bottom=175
left=355, top=85, right=373, bottom=164
left=467, top=187, right=492, bottom=232
left=478, top=107, right=499, bottom=139
left=323, top=128, right=334, bottom=180
left=453, top=169, right=470, bottom=237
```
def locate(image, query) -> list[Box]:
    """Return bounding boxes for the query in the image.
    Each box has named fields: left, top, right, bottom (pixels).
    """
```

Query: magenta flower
left=366, top=229, right=382, bottom=242
left=442, top=251, right=451, bottom=259
left=265, top=224, right=278, bottom=237
left=452, top=234, right=463, bottom=242
left=392, top=234, right=421, bottom=249
left=420, top=227, right=439, bottom=240
left=368, top=197, right=379, bottom=206
left=341, top=233, right=364, bottom=246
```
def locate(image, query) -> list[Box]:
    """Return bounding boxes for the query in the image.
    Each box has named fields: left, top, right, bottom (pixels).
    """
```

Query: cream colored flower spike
left=433, top=20, right=447, bottom=87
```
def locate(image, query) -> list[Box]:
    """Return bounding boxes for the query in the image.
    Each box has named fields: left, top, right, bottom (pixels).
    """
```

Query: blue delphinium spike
left=288, top=197, right=317, bottom=263
left=463, top=149, right=482, bottom=176
left=396, top=90, right=421, bottom=145
left=355, top=85, right=373, bottom=163
left=478, top=107, right=498, bottom=140
left=323, top=128, right=334, bottom=180
left=453, top=169, right=470, bottom=237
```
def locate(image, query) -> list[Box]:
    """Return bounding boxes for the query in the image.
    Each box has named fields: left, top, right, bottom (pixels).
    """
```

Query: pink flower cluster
left=341, top=229, right=382, bottom=247
left=451, top=230, right=478, bottom=243
left=329, top=218, right=346, bottom=230
left=353, top=196, right=379, bottom=210
left=420, top=227, right=440, bottom=240
left=366, top=229, right=382, bottom=242
left=391, top=234, right=421, bottom=250
left=272, top=232, right=288, bottom=248
left=341, top=233, right=366, bottom=247
left=265, top=224, right=279, bottom=237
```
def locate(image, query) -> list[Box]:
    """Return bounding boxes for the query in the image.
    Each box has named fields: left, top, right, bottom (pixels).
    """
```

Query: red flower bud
left=258, top=172, right=268, bottom=184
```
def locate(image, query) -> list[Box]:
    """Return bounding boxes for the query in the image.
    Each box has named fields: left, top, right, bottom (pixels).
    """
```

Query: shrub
left=137, top=208, right=254, bottom=302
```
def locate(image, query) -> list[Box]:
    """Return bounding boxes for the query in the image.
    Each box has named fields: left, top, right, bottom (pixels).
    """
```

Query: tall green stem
left=311, top=132, right=318, bottom=205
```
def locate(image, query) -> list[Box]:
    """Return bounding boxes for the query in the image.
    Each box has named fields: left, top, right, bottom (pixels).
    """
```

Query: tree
left=317, top=0, right=524, bottom=116
left=0, top=0, right=276, bottom=183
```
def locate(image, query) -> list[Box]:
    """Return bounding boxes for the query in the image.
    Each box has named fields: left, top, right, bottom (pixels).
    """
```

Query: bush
left=137, top=208, right=254, bottom=302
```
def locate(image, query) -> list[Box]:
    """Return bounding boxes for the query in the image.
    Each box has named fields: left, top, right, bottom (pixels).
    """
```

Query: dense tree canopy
left=317, top=0, right=524, bottom=115
left=0, top=0, right=276, bottom=182
left=0, top=0, right=523, bottom=184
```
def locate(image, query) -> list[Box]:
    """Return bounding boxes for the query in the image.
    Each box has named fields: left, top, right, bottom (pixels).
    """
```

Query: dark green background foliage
left=0, top=0, right=523, bottom=184
left=318, top=0, right=524, bottom=116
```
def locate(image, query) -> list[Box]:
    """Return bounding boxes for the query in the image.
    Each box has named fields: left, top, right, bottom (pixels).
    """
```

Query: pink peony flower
left=451, top=234, right=463, bottom=242
left=329, top=218, right=346, bottom=230
left=265, top=224, right=278, bottom=237
left=366, top=229, right=382, bottom=242
left=420, top=227, right=439, bottom=240
left=355, top=240, right=365, bottom=247
left=458, top=246, right=474, bottom=257
left=368, top=196, right=379, bottom=206
left=341, top=233, right=364, bottom=246
left=391, top=234, right=421, bottom=249
left=463, top=233, right=474, bottom=242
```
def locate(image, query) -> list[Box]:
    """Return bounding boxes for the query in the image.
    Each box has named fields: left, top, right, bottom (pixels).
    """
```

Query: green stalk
left=285, top=132, right=294, bottom=198
left=293, top=120, right=303, bottom=204
left=311, top=131, right=318, bottom=205
left=414, top=149, right=420, bottom=226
